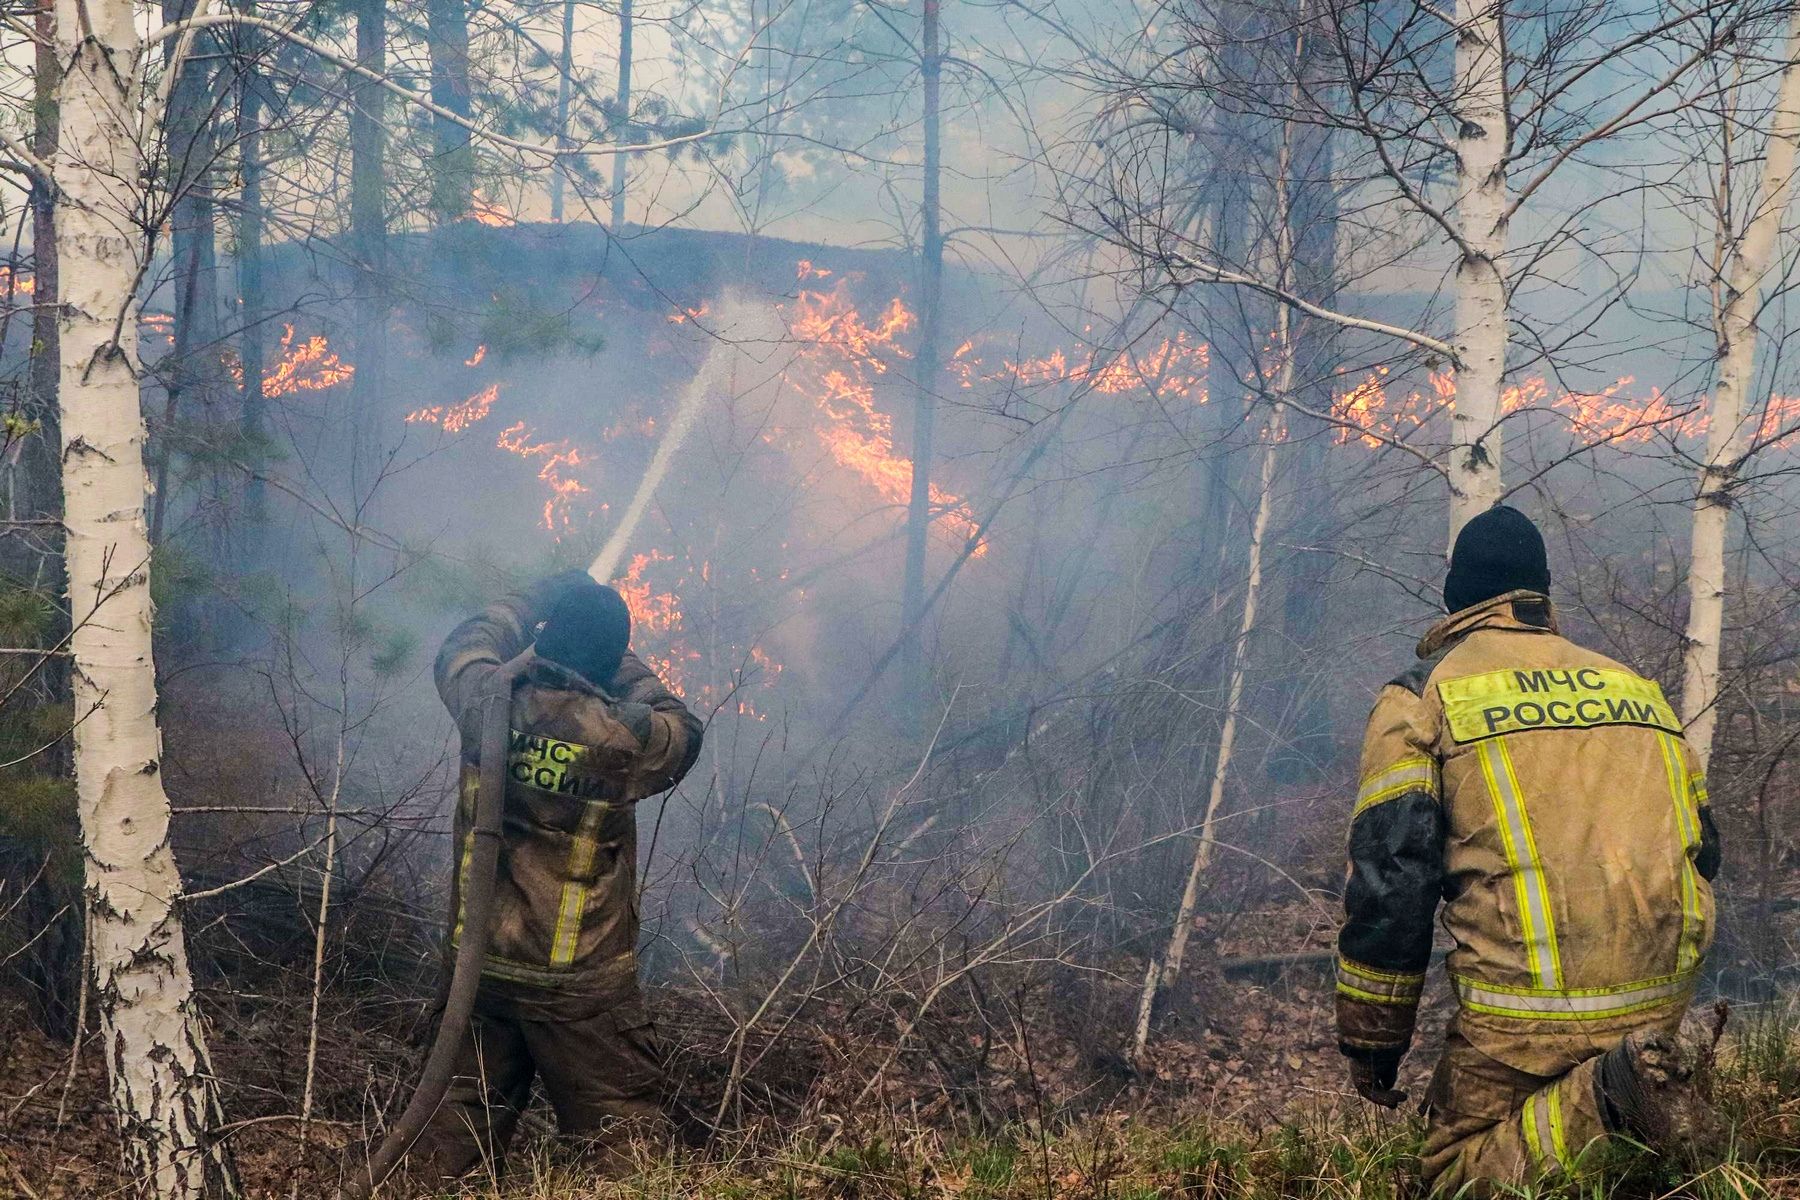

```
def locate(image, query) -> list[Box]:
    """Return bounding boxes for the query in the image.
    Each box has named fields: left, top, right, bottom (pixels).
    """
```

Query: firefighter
left=418, top=570, right=703, bottom=1178
left=1336, top=506, right=1724, bottom=1193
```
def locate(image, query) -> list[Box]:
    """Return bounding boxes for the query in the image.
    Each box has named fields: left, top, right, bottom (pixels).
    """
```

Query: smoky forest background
left=7, top=0, right=1800, bottom=1195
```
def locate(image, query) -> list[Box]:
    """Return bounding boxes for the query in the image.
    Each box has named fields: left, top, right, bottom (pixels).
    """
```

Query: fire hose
left=343, top=297, right=769, bottom=1196
left=341, top=658, right=521, bottom=1199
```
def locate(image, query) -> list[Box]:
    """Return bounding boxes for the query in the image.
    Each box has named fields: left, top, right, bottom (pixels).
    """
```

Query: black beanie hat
left=534, top=581, right=632, bottom=686
left=1444, top=505, right=1551, bottom=614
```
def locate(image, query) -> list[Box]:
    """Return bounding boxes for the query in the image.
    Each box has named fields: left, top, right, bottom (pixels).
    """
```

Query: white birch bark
left=1128, top=392, right=1283, bottom=1067
left=1681, top=11, right=1800, bottom=772
left=1129, top=104, right=1297, bottom=1068
left=1448, top=0, right=1509, bottom=538
left=54, top=0, right=238, bottom=1191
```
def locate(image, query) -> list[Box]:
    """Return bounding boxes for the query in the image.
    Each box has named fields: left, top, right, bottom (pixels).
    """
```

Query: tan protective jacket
left=1336, top=592, right=1719, bottom=1076
left=436, top=576, right=703, bottom=995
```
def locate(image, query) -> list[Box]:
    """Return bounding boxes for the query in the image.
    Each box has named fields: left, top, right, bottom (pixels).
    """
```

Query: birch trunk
left=54, top=0, right=238, bottom=1190
left=1681, top=11, right=1800, bottom=772
left=1128, top=392, right=1283, bottom=1067
left=1448, top=0, right=1508, bottom=538
left=1129, top=97, right=1298, bottom=1067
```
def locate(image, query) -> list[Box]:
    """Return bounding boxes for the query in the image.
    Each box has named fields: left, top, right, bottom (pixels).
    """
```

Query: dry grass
left=418, top=1008, right=1800, bottom=1200
left=8, top=998, right=1800, bottom=1198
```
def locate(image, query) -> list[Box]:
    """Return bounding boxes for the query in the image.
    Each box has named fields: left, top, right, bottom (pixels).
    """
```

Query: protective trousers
left=1419, top=1011, right=1698, bottom=1197
left=413, top=986, right=667, bottom=1179
left=1420, top=1029, right=1608, bottom=1193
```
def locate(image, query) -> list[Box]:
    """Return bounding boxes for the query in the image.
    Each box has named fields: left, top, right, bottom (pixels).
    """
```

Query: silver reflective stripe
left=1477, top=739, right=1562, bottom=988
left=1453, top=971, right=1695, bottom=1018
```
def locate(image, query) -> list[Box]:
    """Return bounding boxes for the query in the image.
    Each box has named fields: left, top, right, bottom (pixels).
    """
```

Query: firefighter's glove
left=1348, top=1053, right=1407, bottom=1109
left=612, top=701, right=655, bottom=745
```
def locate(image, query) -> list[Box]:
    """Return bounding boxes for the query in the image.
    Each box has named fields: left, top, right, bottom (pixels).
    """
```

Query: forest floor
left=3, top=965, right=1797, bottom=1199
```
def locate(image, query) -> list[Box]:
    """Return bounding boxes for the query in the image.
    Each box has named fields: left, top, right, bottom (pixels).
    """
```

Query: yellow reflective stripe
left=1478, top=739, right=1563, bottom=989
left=1439, top=667, right=1681, bottom=743
left=1521, top=1094, right=1544, bottom=1164
left=1451, top=969, right=1697, bottom=1019
left=548, top=800, right=611, bottom=966
left=1657, top=733, right=1705, bottom=972
left=1688, top=772, right=1710, bottom=806
left=1354, top=757, right=1437, bottom=815
left=1546, top=1086, right=1570, bottom=1168
left=1337, top=982, right=1407, bottom=1005
left=1336, top=981, right=1420, bottom=1006
left=1336, top=957, right=1426, bottom=1005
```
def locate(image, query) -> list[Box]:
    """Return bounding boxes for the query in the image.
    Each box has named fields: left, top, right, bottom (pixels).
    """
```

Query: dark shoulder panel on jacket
left=1387, top=648, right=1450, bottom=697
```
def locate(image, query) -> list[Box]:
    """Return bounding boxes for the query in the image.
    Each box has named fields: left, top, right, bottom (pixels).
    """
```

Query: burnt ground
left=0, top=898, right=1462, bottom=1199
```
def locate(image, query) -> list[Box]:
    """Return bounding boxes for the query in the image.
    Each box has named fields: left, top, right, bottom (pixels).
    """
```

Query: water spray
left=589, top=293, right=780, bottom=583
left=345, top=293, right=779, bottom=1198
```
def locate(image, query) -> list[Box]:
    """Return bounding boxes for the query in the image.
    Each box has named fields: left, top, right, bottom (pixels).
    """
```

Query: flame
left=141, top=311, right=176, bottom=350
left=407, top=383, right=499, bottom=433
left=260, top=325, right=355, bottom=397
left=496, top=420, right=590, bottom=531
left=668, top=302, right=710, bottom=325
left=470, top=193, right=516, bottom=227
left=999, top=333, right=1209, bottom=402
left=614, top=550, right=781, bottom=717
left=0, top=267, right=35, bottom=297
left=220, top=324, right=354, bottom=395
left=1330, top=368, right=1800, bottom=450
left=465, top=345, right=488, bottom=367
left=617, top=551, right=682, bottom=643
left=1754, top=395, right=1800, bottom=445
left=1332, top=366, right=1433, bottom=447
left=784, top=280, right=986, bottom=552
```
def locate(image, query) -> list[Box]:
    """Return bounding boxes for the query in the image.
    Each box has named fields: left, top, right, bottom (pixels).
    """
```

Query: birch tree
left=1127, top=19, right=1301, bottom=1064
left=1061, top=0, right=1764, bottom=544
left=1681, top=9, right=1800, bottom=771
left=1446, top=0, right=1506, bottom=533
left=2, top=0, right=778, bottom=1189
left=51, top=0, right=238, bottom=1189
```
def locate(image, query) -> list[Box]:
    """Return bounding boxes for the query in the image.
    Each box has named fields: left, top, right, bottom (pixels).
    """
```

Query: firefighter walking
left=1336, top=506, right=1724, bottom=1192
left=417, top=570, right=703, bottom=1178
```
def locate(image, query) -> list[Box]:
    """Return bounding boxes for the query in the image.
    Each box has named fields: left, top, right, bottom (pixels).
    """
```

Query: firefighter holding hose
left=414, top=569, right=703, bottom=1179
left=1336, top=506, right=1724, bottom=1192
